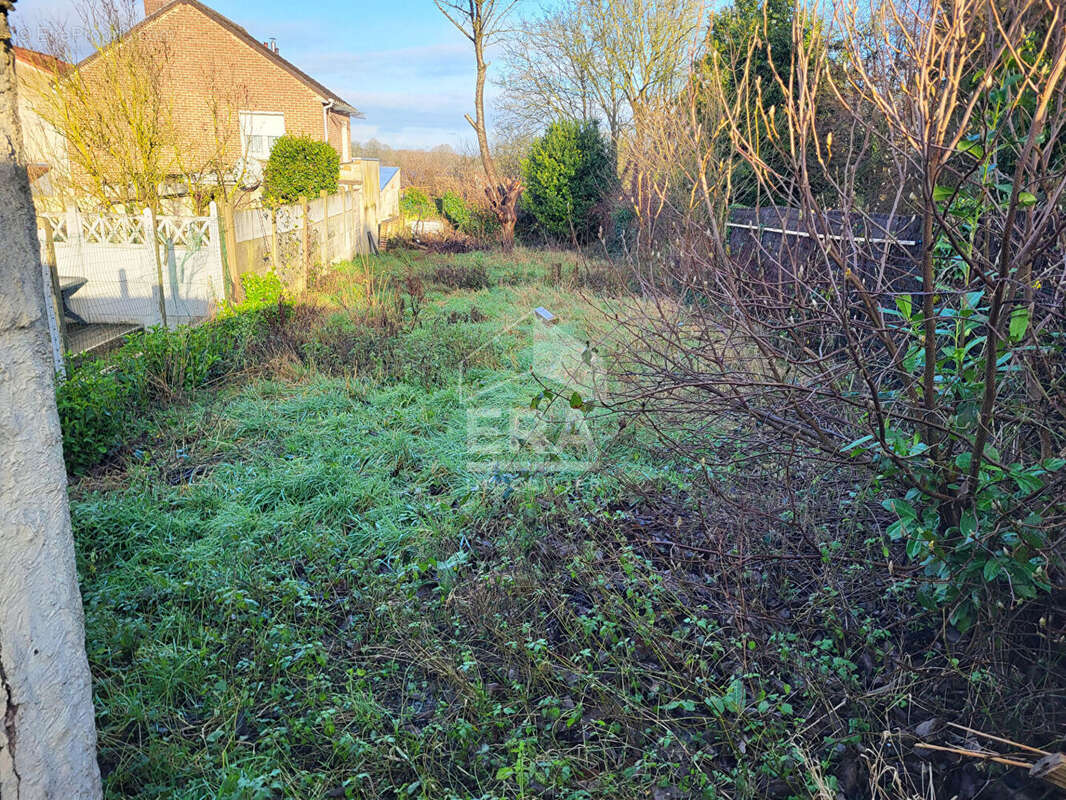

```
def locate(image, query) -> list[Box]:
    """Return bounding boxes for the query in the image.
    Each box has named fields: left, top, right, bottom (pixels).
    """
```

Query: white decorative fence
left=37, top=206, right=225, bottom=331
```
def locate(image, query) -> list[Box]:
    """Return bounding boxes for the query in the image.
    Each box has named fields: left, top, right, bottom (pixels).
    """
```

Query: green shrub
left=400, top=188, right=434, bottom=220
left=438, top=191, right=472, bottom=232
left=55, top=361, right=136, bottom=474
left=262, top=136, right=340, bottom=205
left=239, top=270, right=284, bottom=307
left=521, top=120, right=613, bottom=241
left=57, top=300, right=277, bottom=474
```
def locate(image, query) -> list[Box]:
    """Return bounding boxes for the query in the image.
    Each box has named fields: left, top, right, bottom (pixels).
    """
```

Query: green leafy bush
left=399, top=188, right=434, bottom=220
left=872, top=281, right=1064, bottom=630
left=262, top=136, right=340, bottom=205
left=238, top=270, right=284, bottom=307
left=845, top=55, right=1066, bottom=630
left=522, top=120, right=613, bottom=241
left=57, top=299, right=278, bottom=474
left=55, top=361, right=136, bottom=474
left=438, top=191, right=472, bottom=232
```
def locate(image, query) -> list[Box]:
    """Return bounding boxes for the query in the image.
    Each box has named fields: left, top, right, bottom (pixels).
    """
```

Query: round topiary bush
left=262, top=135, right=340, bottom=205
left=521, top=120, right=613, bottom=241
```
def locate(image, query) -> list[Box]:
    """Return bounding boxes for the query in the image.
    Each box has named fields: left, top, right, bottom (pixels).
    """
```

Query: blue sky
left=12, top=0, right=497, bottom=150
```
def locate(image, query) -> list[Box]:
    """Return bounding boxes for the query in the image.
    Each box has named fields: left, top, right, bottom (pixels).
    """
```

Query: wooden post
left=270, top=207, right=279, bottom=272
left=319, top=189, right=328, bottom=267
left=299, top=195, right=309, bottom=293
left=146, top=207, right=168, bottom=328
left=41, top=218, right=67, bottom=371
left=343, top=186, right=352, bottom=259
left=219, top=199, right=242, bottom=303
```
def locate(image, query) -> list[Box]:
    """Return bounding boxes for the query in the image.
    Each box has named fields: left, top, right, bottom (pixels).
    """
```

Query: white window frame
left=239, top=111, right=285, bottom=161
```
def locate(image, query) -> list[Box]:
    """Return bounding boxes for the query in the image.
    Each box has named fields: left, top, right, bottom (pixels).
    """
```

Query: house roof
left=79, top=0, right=362, bottom=118
left=380, top=166, right=400, bottom=191
left=13, top=46, right=71, bottom=75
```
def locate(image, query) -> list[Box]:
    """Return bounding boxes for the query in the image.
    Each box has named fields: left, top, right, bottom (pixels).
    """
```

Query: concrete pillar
left=0, top=5, right=103, bottom=796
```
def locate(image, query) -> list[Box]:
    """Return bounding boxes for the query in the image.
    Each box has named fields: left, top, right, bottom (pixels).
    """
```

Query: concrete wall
left=39, top=208, right=225, bottom=328
left=231, top=182, right=376, bottom=287
left=380, top=168, right=401, bottom=222
left=0, top=11, right=102, bottom=795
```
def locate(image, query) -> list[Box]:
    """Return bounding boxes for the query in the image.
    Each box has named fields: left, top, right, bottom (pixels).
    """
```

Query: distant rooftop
left=13, top=46, right=71, bottom=74
left=380, top=166, right=400, bottom=191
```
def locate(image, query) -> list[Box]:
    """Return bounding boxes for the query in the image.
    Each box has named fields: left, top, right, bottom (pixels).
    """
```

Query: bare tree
left=589, top=0, right=705, bottom=124
left=34, top=0, right=174, bottom=211
left=497, top=0, right=705, bottom=247
left=620, top=61, right=735, bottom=254
left=34, top=0, right=251, bottom=212
left=601, top=0, right=706, bottom=247
left=497, top=5, right=625, bottom=143
left=173, top=67, right=253, bottom=211
left=0, top=1, right=102, bottom=795
left=614, top=0, right=1066, bottom=628
left=354, top=140, right=487, bottom=205
left=435, top=0, right=523, bottom=250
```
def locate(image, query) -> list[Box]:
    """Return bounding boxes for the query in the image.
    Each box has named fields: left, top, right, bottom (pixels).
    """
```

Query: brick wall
left=327, top=108, right=350, bottom=161
left=78, top=2, right=348, bottom=183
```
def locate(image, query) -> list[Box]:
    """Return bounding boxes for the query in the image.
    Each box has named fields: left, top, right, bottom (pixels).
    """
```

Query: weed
left=431, top=261, right=492, bottom=290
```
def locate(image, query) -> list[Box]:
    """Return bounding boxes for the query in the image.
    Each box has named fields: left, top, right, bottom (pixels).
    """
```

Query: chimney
left=144, top=0, right=171, bottom=16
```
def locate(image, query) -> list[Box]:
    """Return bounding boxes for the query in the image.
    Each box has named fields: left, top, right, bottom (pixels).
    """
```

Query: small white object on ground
left=534, top=307, right=557, bottom=325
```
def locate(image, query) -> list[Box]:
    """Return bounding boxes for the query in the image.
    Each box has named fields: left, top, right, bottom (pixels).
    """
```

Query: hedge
left=263, top=136, right=340, bottom=204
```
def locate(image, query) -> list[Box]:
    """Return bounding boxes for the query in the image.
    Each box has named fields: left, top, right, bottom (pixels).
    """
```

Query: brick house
left=12, top=47, right=70, bottom=199
left=70, top=0, right=361, bottom=200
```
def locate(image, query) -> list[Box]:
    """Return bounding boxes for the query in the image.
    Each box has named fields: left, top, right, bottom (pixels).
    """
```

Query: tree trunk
left=471, top=41, right=500, bottom=190
left=0, top=5, right=103, bottom=797
left=486, top=178, right=520, bottom=252
left=467, top=18, right=521, bottom=250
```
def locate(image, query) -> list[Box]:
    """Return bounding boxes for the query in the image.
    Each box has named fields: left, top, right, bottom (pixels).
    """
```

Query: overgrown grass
left=67, top=247, right=1063, bottom=799
left=72, top=248, right=674, bottom=797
